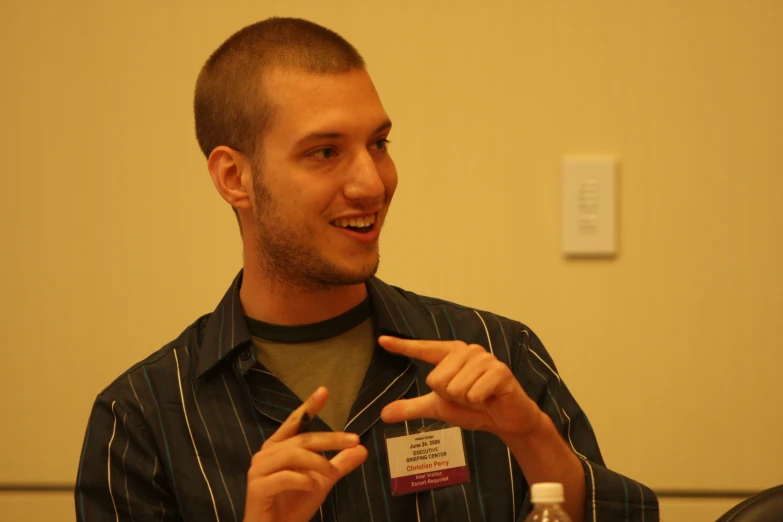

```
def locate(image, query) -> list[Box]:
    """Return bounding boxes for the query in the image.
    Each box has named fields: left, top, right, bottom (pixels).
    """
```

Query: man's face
left=249, top=67, right=397, bottom=291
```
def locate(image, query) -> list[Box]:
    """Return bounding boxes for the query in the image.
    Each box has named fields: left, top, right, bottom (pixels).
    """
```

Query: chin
left=346, top=263, right=380, bottom=284
left=335, top=257, right=380, bottom=285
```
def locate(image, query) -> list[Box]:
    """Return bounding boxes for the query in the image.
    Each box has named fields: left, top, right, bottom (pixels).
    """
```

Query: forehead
left=261, top=67, right=389, bottom=138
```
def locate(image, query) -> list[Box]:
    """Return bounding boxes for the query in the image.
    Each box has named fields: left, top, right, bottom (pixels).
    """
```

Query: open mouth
left=331, top=213, right=377, bottom=234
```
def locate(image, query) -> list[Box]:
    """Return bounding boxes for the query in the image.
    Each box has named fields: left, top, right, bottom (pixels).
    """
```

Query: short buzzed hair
left=194, top=17, right=365, bottom=161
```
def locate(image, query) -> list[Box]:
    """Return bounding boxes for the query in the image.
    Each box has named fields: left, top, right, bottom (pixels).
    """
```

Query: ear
left=207, top=146, right=254, bottom=211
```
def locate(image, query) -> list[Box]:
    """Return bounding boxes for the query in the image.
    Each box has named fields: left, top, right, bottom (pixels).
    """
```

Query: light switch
left=562, top=156, right=617, bottom=257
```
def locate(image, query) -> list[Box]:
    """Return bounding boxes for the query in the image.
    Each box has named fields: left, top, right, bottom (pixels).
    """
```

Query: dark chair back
left=716, top=485, right=783, bottom=521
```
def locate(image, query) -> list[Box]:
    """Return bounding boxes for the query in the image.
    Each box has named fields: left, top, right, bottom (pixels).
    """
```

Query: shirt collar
left=366, top=277, right=437, bottom=340
left=196, top=271, right=252, bottom=378
left=196, top=271, right=438, bottom=378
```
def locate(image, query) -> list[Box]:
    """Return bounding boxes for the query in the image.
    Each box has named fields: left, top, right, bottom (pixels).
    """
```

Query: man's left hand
left=379, top=336, right=544, bottom=439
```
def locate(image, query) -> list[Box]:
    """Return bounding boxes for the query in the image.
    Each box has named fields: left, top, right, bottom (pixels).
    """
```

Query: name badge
left=385, top=425, right=470, bottom=495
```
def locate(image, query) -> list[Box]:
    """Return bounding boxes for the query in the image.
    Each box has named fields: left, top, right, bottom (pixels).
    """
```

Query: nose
left=343, top=149, right=386, bottom=206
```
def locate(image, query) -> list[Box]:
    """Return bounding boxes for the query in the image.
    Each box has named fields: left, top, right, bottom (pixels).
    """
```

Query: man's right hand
left=243, top=386, right=368, bottom=522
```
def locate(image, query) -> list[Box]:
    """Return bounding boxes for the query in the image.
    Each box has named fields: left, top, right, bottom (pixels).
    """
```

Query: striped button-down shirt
left=75, top=272, right=659, bottom=521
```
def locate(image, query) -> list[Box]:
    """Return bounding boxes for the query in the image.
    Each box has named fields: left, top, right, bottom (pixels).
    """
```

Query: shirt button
left=240, top=348, right=251, bottom=361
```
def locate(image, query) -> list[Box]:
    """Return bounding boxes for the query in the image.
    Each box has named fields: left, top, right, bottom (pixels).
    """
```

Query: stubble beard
left=251, top=172, right=380, bottom=294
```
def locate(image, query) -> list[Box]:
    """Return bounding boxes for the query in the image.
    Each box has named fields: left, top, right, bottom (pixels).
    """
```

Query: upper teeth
left=333, top=214, right=376, bottom=228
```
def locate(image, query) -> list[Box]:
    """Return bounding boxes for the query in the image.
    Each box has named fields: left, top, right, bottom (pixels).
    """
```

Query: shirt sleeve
left=75, top=392, right=180, bottom=522
left=515, top=326, right=660, bottom=522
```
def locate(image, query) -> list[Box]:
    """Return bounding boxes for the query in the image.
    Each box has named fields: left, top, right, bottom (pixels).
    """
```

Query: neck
left=239, top=258, right=369, bottom=327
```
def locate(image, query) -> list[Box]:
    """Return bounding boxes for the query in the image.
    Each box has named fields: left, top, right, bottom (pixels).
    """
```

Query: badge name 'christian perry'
left=386, top=426, right=469, bottom=495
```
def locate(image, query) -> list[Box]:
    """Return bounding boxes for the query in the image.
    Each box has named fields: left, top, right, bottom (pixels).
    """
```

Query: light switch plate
left=562, top=156, right=617, bottom=257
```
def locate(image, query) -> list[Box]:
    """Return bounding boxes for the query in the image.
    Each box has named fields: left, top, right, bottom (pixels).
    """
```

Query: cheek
left=300, top=181, right=343, bottom=220
left=268, top=173, right=327, bottom=218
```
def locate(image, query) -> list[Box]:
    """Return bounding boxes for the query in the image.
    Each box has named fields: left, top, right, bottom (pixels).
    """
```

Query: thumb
left=328, top=445, right=368, bottom=482
left=380, top=392, right=440, bottom=424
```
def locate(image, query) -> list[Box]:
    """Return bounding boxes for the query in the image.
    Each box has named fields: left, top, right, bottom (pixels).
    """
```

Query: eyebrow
left=296, top=120, right=392, bottom=146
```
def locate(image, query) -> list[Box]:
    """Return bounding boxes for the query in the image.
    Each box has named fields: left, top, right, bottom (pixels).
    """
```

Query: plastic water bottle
left=524, top=482, right=572, bottom=522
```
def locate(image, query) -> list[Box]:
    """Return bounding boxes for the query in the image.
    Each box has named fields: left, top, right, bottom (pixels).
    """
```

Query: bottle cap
left=531, top=482, right=565, bottom=504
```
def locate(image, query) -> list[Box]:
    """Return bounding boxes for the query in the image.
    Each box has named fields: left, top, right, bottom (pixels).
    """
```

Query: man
left=76, top=17, right=658, bottom=522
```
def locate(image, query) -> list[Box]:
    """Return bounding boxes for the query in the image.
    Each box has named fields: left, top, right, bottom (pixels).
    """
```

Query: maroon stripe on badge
left=391, top=466, right=470, bottom=495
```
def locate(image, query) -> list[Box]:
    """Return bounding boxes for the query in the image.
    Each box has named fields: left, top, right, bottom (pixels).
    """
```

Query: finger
left=466, top=366, right=515, bottom=405
left=328, top=445, right=368, bottom=480
left=443, top=352, right=497, bottom=399
left=267, top=386, right=328, bottom=443
left=263, top=431, right=360, bottom=457
left=249, top=470, right=318, bottom=497
left=425, top=347, right=479, bottom=394
left=252, top=446, right=337, bottom=478
left=380, top=392, right=440, bottom=423
left=378, top=336, right=462, bottom=364
left=381, top=393, right=475, bottom=426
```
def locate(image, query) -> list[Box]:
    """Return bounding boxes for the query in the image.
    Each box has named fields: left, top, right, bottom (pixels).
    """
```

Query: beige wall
left=2, top=1, right=781, bottom=520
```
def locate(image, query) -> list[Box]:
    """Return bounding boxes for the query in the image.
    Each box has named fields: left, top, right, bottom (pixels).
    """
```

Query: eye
left=308, top=147, right=337, bottom=160
left=371, top=138, right=390, bottom=152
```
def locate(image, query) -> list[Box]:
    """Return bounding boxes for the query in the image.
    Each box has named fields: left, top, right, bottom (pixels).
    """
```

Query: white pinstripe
left=108, top=401, right=119, bottom=522
left=129, top=376, right=168, bottom=513
left=150, top=456, right=164, bottom=494
left=460, top=484, right=473, bottom=522
left=527, top=348, right=561, bottom=384
left=128, top=367, right=161, bottom=504
left=493, top=315, right=517, bottom=520
left=427, top=310, right=441, bottom=340
left=405, top=420, right=422, bottom=522
left=344, top=364, right=411, bottom=429
left=472, top=310, right=494, bottom=355
left=583, top=458, right=597, bottom=522
left=562, top=409, right=590, bottom=459
left=184, top=347, right=238, bottom=522
left=528, top=336, right=596, bottom=522
left=127, top=374, right=145, bottom=416
left=521, top=331, right=565, bottom=428
left=221, top=373, right=252, bottom=456
left=492, top=316, right=512, bottom=365
left=475, top=309, right=520, bottom=521
left=360, top=464, right=375, bottom=522
left=173, top=349, right=221, bottom=522
left=230, top=283, right=237, bottom=347
left=129, top=371, right=169, bottom=512
left=414, top=376, right=440, bottom=522
left=369, top=279, right=401, bottom=331
left=637, top=481, right=645, bottom=522
left=120, top=412, right=135, bottom=521
left=152, top=457, right=165, bottom=519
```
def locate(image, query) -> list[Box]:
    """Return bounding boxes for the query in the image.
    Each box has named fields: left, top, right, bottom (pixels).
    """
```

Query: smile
left=330, top=213, right=377, bottom=233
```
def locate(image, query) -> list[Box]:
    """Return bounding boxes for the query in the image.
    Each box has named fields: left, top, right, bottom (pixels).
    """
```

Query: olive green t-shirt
left=247, top=299, right=375, bottom=432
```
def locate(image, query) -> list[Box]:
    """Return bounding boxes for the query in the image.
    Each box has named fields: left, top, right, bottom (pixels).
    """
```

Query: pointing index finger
left=267, top=386, right=327, bottom=443
left=377, top=336, right=460, bottom=364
